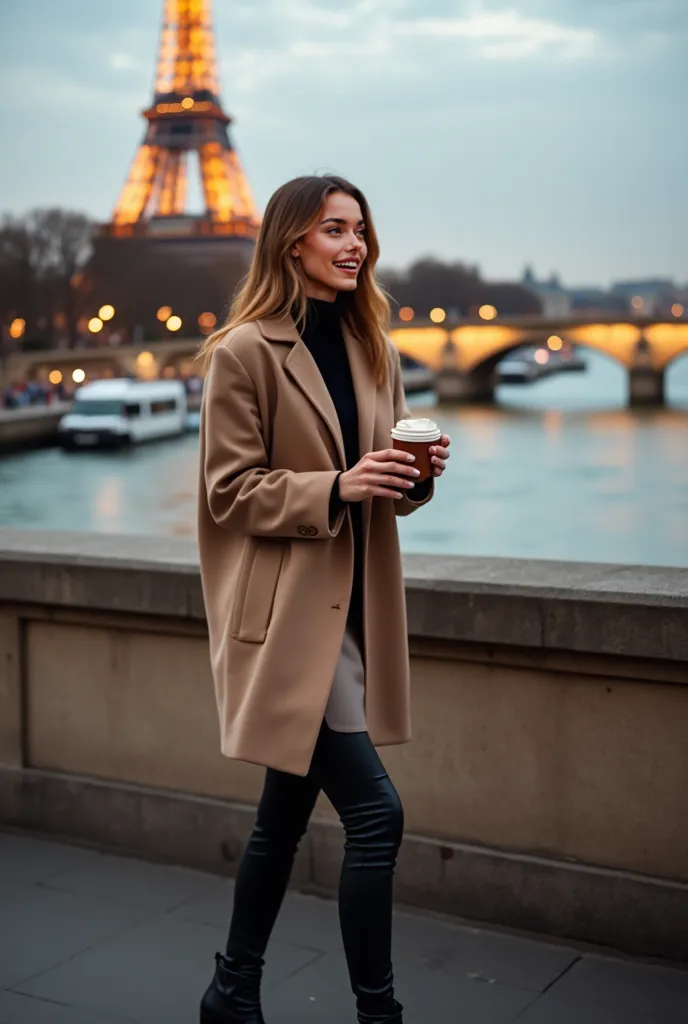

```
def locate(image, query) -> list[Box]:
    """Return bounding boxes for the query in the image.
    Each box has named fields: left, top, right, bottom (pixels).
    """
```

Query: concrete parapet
left=0, top=403, right=71, bottom=453
left=0, top=528, right=687, bottom=959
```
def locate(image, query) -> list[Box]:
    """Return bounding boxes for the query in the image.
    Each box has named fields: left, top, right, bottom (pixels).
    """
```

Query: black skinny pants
left=226, top=722, right=404, bottom=1011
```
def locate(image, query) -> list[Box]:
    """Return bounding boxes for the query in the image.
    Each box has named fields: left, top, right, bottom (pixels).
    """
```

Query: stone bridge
left=3, top=315, right=687, bottom=406
left=389, top=315, right=688, bottom=405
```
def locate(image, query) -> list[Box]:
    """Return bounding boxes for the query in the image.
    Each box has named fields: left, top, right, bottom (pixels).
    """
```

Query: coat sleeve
left=390, top=345, right=435, bottom=517
left=202, top=344, right=346, bottom=540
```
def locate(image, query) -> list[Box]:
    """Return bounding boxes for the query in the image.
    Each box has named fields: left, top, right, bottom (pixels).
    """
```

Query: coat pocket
left=230, top=538, right=287, bottom=643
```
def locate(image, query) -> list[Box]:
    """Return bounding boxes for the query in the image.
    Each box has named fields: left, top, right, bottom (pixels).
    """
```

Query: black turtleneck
left=297, top=296, right=364, bottom=638
left=298, top=297, right=360, bottom=478
left=296, top=295, right=431, bottom=635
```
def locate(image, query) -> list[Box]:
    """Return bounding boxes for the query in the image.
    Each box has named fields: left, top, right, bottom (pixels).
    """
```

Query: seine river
left=1, top=352, right=687, bottom=567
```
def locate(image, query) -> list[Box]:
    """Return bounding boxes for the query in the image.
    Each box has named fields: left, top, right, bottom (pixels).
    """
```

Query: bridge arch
left=644, top=323, right=688, bottom=370
left=454, top=324, right=640, bottom=375
left=389, top=321, right=688, bottom=376
left=10, top=351, right=130, bottom=385
left=463, top=336, right=631, bottom=377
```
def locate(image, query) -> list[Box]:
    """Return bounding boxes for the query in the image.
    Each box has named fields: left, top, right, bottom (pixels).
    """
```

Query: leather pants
left=225, top=722, right=404, bottom=1016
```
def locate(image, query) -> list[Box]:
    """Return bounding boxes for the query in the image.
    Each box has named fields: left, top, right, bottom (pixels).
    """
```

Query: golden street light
left=430, top=307, right=446, bottom=323
left=9, top=317, right=26, bottom=339
left=198, top=312, right=217, bottom=335
left=398, top=306, right=414, bottom=322
left=672, top=303, right=684, bottom=317
left=166, top=315, right=182, bottom=332
left=98, top=304, right=115, bottom=321
left=49, top=369, right=63, bottom=385
left=547, top=335, right=563, bottom=351
left=72, top=368, right=86, bottom=383
left=88, top=317, right=104, bottom=333
left=478, top=304, right=497, bottom=320
left=157, top=305, right=173, bottom=322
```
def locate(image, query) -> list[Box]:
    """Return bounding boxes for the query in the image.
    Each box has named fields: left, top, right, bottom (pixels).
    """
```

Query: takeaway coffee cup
left=391, top=417, right=442, bottom=481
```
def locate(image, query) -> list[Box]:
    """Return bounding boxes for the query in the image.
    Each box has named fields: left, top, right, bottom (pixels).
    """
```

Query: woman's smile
left=333, top=258, right=361, bottom=275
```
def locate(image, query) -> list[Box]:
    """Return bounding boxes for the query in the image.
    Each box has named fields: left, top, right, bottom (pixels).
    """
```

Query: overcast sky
left=1, top=0, right=686, bottom=286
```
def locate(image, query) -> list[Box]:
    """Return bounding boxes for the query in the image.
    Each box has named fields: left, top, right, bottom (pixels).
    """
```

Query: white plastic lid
left=391, top=417, right=441, bottom=442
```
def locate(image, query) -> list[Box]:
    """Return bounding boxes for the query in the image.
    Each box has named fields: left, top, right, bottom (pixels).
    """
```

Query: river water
left=1, top=352, right=687, bottom=567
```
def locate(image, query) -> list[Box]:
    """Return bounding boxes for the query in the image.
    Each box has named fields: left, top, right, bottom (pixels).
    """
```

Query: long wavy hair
left=198, top=175, right=391, bottom=385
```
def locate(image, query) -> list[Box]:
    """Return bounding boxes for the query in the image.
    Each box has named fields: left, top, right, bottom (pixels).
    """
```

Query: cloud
left=109, top=53, right=139, bottom=71
left=394, top=9, right=597, bottom=60
left=212, top=0, right=601, bottom=112
left=225, top=2, right=598, bottom=65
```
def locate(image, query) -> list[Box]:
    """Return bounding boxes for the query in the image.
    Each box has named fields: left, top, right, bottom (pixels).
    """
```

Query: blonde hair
left=198, top=175, right=391, bottom=386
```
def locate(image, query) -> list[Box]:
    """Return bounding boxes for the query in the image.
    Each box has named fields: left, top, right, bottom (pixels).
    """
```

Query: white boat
left=58, top=379, right=187, bottom=450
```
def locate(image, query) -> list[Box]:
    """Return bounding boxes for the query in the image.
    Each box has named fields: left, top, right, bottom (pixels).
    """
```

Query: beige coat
left=197, top=313, right=434, bottom=776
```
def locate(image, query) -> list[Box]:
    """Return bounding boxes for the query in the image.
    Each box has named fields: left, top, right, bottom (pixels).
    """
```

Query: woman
left=197, top=174, right=451, bottom=1024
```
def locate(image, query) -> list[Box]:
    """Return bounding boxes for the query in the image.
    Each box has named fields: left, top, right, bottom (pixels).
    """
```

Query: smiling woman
left=199, top=174, right=391, bottom=386
left=195, top=174, right=449, bottom=1024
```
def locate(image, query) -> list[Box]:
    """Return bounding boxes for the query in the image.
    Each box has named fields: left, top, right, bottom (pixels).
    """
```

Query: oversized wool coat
left=197, top=312, right=434, bottom=776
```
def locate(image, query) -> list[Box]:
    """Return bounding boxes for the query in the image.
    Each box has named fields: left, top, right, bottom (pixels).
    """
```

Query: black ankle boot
left=357, top=998, right=403, bottom=1023
left=200, top=952, right=266, bottom=1024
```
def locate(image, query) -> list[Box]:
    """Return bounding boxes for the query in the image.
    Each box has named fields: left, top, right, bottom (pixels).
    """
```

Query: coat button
left=307, top=525, right=318, bottom=536
left=298, top=525, right=308, bottom=536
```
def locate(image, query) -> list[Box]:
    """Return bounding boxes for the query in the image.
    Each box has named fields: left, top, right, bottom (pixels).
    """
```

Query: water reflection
left=0, top=352, right=686, bottom=567
left=95, top=477, right=124, bottom=528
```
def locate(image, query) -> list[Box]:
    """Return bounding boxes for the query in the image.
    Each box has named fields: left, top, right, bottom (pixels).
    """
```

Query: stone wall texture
left=1, top=528, right=687, bottom=959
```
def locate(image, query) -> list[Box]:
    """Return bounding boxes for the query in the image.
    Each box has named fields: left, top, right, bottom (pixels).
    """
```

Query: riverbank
left=0, top=402, right=71, bottom=454
left=0, top=370, right=435, bottom=455
left=0, top=394, right=204, bottom=455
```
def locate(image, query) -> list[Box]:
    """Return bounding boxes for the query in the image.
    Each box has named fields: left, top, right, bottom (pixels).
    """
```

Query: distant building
left=521, top=266, right=572, bottom=317
left=568, top=287, right=628, bottom=317
left=611, top=279, right=676, bottom=316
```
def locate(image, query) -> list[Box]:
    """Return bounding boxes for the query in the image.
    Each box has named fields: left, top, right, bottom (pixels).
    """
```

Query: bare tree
left=379, top=257, right=541, bottom=318
left=0, top=208, right=92, bottom=346
left=0, top=216, right=47, bottom=334
left=483, top=282, right=541, bottom=316
left=29, top=209, right=92, bottom=345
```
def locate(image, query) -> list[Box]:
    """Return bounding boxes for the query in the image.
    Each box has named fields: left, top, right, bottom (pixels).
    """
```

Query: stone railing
left=0, top=403, right=71, bottom=453
left=1, top=528, right=686, bottom=960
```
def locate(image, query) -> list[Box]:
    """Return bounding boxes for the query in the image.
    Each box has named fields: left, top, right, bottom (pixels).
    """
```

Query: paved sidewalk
left=1, top=831, right=686, bottom=1024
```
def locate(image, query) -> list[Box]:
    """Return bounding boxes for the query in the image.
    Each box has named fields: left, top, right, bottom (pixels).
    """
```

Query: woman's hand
left=430, top=434, right=451, bottom=478
left=339, top=449, right=421, bottom=502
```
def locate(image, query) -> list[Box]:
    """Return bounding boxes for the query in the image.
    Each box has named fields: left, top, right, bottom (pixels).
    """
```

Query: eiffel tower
left=103, top=0, right=259, bottom=241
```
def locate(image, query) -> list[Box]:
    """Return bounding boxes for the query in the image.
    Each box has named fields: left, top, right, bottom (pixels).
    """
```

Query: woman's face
left=290, top=191, right=368, bottom=302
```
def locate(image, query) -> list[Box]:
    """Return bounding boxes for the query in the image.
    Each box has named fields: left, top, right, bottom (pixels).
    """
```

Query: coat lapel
left=257, top=313, right=377, bottom=475
left=258, top=314, right=346, bottom=471
left=284, top=343, right=347, bottom=470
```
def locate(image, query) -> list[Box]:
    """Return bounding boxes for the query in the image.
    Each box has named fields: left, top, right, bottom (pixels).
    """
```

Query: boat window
left=73, top=399, right=123, bottom=416
left=150, top=398, right=178, bottom=414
